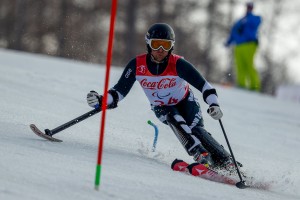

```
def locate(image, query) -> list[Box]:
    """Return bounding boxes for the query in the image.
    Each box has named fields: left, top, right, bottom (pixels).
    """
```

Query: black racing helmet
left=146, top=23, right=175, bottom=41
left=145, top=23, right=175, bottom=53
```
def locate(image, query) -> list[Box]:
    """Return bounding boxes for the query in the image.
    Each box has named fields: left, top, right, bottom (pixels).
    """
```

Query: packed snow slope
left=0, top=49, right=300, bottom=200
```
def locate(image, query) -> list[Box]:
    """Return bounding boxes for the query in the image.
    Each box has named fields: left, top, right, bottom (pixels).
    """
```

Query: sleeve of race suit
left=110, top=58, right=137, bottom=103
left=176, top=58, right=219, bottom=106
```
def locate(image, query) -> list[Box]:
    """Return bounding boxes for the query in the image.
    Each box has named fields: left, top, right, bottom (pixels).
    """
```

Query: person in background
left=87, top=23, right=237, bottom=170
left=225, top=2, right=262, bottom=91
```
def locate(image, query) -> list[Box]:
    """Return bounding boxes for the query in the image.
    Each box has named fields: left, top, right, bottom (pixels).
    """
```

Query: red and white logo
left=137, top=65, right=146, bottom=74
left=140, top=78, right=177, bottom=90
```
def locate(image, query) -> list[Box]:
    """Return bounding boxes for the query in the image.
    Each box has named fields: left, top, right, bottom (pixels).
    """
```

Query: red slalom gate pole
left=95, top=0, right=118, bottom=190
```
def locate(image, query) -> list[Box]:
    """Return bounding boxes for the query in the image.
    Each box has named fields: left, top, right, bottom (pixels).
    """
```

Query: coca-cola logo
left=140, top=78, right=176, bottom=90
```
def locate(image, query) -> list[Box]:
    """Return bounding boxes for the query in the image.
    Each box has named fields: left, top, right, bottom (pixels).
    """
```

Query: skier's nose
left=157, top=47, right=164, bottom=52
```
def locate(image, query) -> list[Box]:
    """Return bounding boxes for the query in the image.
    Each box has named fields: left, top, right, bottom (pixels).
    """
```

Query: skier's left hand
left=207, top=104, right=223, bottom=120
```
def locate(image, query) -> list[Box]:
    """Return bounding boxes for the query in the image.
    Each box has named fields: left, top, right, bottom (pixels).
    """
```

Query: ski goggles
left=147, top=39, right=174, bottom=51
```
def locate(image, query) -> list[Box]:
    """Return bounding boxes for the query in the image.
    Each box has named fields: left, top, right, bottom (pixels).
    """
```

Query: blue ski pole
left=147, top=120, right=159, bottom=152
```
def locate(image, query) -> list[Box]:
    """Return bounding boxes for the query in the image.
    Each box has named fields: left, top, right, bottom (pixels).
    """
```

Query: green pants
left=234, top=42, right=261, bottom=91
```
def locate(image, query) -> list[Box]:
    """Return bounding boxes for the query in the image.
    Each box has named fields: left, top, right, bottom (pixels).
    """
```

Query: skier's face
left=151, top=47, right=168, bottom=62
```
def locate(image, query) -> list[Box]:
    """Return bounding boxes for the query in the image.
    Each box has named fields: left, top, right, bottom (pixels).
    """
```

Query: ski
left=30, top=124, right=63, bottom=142
left=171, top=159, right=271, bottom=190
left=172, top=159, right=237, bottom=185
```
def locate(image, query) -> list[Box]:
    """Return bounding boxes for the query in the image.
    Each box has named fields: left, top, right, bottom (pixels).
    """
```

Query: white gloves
left=207, top=104, right=223, bottom=120
left=87, top=90, right=119, bottom=109
left=87, top=91, right=102, bottom=108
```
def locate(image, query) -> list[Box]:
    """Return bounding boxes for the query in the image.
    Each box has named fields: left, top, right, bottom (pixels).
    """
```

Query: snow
left=0, top=49, right=300, bottom=200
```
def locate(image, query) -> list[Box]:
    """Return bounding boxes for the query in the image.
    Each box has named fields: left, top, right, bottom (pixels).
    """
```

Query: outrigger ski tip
left=29, top=109, right=101, bottom=143
left=29, top=124, right=63, bottom=142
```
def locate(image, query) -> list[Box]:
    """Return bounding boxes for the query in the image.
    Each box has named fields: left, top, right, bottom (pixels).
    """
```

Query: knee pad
left=166, top=114, right=192, bottom=134
left=166, top=114, right=200, bottom=155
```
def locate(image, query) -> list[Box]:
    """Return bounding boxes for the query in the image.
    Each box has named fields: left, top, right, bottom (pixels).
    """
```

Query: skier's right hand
left=87, top=91, right=102, bottom=108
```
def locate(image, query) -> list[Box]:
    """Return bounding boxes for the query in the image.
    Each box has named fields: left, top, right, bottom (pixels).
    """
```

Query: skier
left=87, top=23, right=236, bottom=170
left=225, top=2, right=262, bottom=91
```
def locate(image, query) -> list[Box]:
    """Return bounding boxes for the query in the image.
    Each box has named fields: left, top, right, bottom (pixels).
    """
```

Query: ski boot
left=191, top=145, right=214, bottom=168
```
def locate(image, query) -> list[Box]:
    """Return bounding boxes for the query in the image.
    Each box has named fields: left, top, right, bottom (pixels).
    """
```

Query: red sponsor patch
left=137, top=65, right=146, bottom=74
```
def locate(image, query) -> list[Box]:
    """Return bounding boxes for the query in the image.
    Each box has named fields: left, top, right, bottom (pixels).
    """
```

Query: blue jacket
left=225, top=12, right=262, bottom=46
